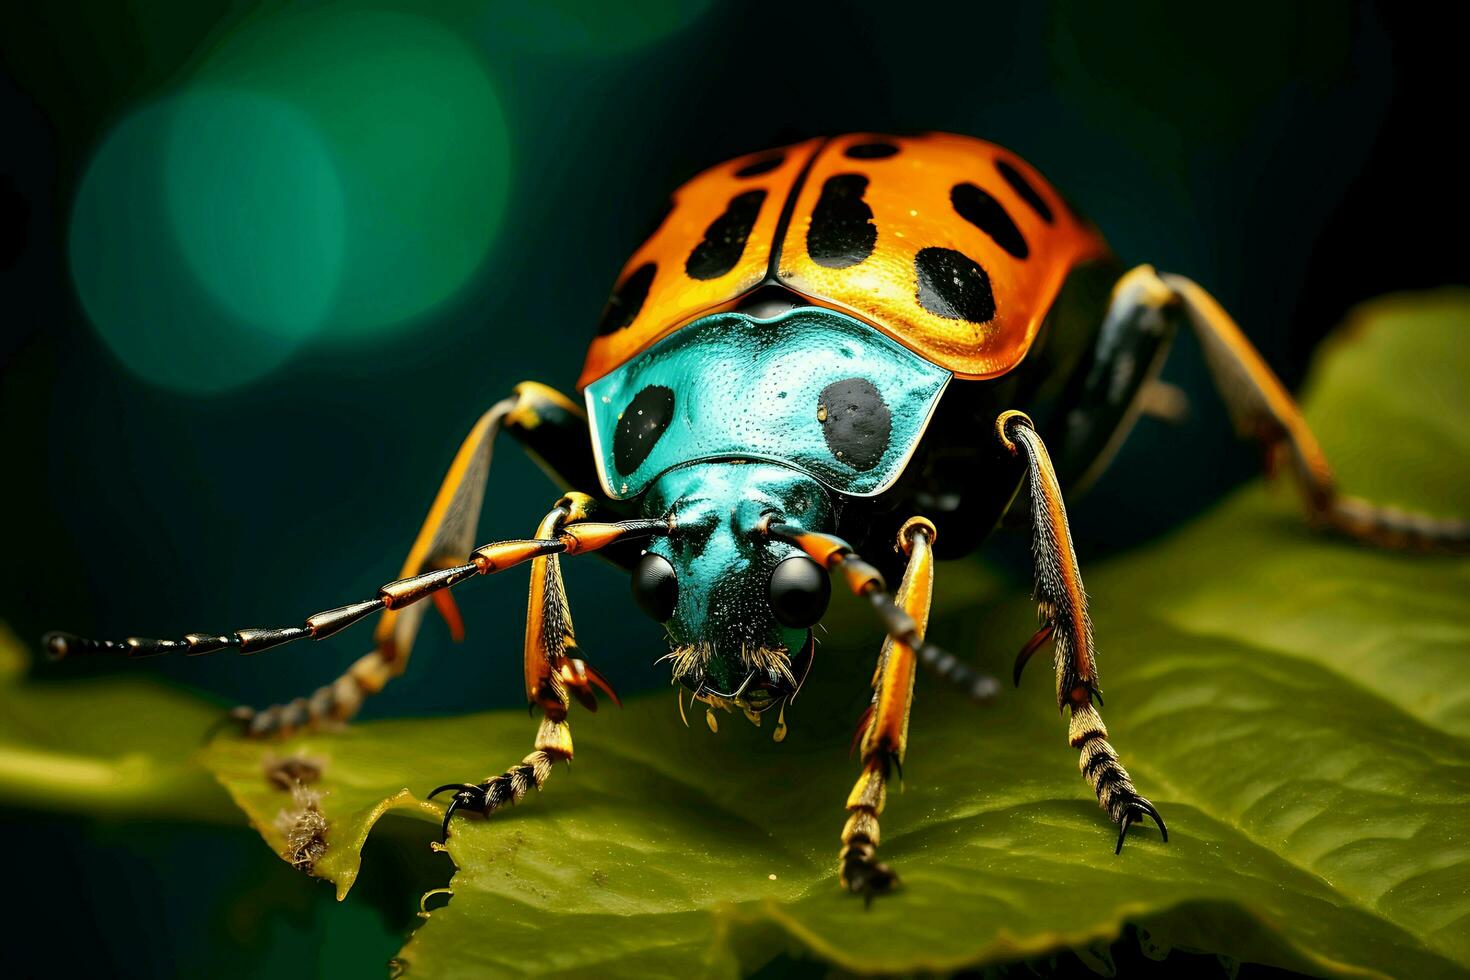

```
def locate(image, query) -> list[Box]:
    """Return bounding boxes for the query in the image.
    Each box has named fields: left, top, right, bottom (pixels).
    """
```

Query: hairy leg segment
left=1001, top=410, right=1167, bottom=853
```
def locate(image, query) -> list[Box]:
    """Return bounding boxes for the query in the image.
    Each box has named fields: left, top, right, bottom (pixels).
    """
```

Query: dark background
left=1, top=1, right=1462, bottom=975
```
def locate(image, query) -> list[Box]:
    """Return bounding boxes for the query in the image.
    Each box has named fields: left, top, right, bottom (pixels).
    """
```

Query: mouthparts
left=660, top=633, right=816, bottom=713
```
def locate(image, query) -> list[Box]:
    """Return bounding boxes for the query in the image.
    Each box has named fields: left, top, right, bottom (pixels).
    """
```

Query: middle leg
left=840, top=517, right=939, bottom=899
left=1001, top=411, right=1167, bottom=852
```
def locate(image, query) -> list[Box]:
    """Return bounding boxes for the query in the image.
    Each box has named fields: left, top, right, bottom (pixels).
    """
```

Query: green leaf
left=203, top=720, right=446, bottom=898
left=0, top=623, right=234, bottom=821
left=31, top=289, right=1470, bottom=977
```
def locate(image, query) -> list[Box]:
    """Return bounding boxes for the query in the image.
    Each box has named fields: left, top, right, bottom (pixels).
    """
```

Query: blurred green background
left=0, top=0, right=1463, bottom=976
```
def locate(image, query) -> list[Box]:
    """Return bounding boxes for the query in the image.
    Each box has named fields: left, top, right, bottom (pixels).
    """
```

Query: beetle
left=47, top=132, right=1467, bottom=898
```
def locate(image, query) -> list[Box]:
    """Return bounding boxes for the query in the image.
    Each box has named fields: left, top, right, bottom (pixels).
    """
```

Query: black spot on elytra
left=735, top=154, right=784, bottom=178
left=995, top=159, right=1054, bottom=224
left=844, top=142, right=899, bottom=160
left=951, top=183, right=1028, bottom=259
left=818, top=378, right=891, bottom=471
left=914, top=247, right=995, bottom=324
left=686, top=190, right=766, bottom=280
left=614, top=385, right=674, bottom=475
left=807, top=174, right=876, bottom=269
left=595, top=262, right=655, bottom=336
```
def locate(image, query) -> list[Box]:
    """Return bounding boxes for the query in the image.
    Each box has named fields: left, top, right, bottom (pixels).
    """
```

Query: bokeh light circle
left=69, top=94, right=345, bottom=394
left=193, top=9, right=512, bottom=335
left=164, top=90, right=345, bottom=338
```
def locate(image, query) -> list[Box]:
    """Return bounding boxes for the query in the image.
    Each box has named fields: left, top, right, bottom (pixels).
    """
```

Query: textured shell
left=578, top=132, right=1109, bottom=388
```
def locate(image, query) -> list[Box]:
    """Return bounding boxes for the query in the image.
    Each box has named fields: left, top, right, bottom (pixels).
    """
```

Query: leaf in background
left=0, top=623, right=233, bottom=821
left=188, top=291, right=1470, bottom=976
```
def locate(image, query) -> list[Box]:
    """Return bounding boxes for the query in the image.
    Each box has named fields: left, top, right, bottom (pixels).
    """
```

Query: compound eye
left=631, top=552, right=678, bottom=622
left=768, top=555, right=831, bottom=629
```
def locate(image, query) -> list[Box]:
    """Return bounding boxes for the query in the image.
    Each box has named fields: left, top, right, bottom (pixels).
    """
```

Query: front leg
left=1001, top=411, right=1167, bottom=852
left=433, top=493, right=620, bottom=836
left=760, top=517, right=998, bottom=895
left=840, top=518, right=935, bottom=899
left=431, top=716, right=574, bottom=836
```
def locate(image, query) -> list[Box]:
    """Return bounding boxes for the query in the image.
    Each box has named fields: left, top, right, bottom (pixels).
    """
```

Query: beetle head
left=635, top=461, right=834, bottom=720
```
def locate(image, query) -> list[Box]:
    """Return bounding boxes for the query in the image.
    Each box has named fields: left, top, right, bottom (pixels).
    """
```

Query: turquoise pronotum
left=584, top=307, right=952, bottom=500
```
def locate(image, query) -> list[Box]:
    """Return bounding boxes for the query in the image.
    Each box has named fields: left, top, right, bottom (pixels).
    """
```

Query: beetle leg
left=430, top=715, right=574, bottom=840
left=434, top=495, right=622, bottom=837
left=260, top=396, right=518, bottom=736
left=48, top=469, right=662, bottom=746
left=838, top=518, right=938, bottom=899
left=761, top=519, right=999, bottom=702
left=46, top=501, right=663, bottom=736
left=763, top=517, right=1000, bottom=890
left=999, top=411, right=1168, bottom=853
left=44, top=382, right=625, bottom=738
left=1128, top=265, right=1468, bottom=551
left=523, top=497, right=621, bottom=720
left=259, top=381, right=607, bottom=736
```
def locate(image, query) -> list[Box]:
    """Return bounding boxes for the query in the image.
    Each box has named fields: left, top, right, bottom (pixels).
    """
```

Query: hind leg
left=1000, top=412, right=1168, bottom=852
left=238, top=382, right=602, bottom=736
left=1112, top=266, right=1467, bottom=550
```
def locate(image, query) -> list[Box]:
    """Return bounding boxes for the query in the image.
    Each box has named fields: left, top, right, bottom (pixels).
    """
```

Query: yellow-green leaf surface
left=204, top=721, right=446, bottom=897
left=0, top=623, right=233, bottom=821
left=188, top=291, right=1469, bottom=977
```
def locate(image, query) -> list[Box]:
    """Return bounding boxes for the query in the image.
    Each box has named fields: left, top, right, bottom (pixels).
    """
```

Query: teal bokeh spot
left=193, top=9, right=512, bottom=335
left=164, top=90, right=345, bottom=338
left=585, top=309, right=953, bottom=499
left=69, top=98, right=339, bottom=394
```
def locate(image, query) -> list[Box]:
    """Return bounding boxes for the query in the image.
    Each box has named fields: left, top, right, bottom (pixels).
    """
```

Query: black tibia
left=1059, top=266, right=1176, bottom=492
left=503, top=383, right=601, bottom=500
left=1000, top=411, right=1166, bottom=853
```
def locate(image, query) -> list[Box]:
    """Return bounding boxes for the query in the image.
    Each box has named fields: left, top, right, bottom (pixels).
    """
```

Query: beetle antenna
left=45, top=511, right=670, bottom=663
left=760, top=518, right=998, bottom=702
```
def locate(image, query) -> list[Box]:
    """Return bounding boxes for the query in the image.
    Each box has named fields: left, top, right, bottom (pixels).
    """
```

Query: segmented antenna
left=761, top=517, right=998, bottom=701
left=45, top=517, right=671, bottom=662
